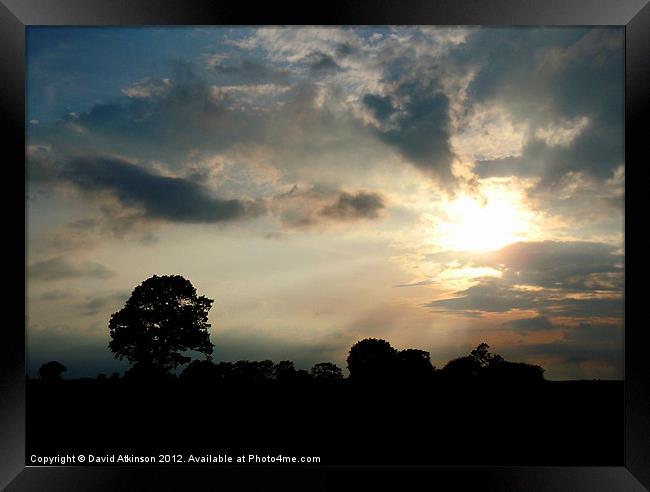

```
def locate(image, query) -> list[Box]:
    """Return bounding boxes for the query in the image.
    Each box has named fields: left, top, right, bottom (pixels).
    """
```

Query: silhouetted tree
left=439, top=343, right=545, bottom=385
left=231, top=360, right=275, bottom=381
left=310, top=362, right=343, bottom=380
left=484, top=360, right=545, bottom=384
left=97, top=373, right=107, bottom=382
left=439, top=356, right=481, bottom=382
left=180, top=359, right=219, bottom=384
left=274, top=360, right=297, bottom=381
left=123, top=364, right=175, bottom=382
left=108, top=275, right=214, bottom=374
left=295, top=369, right=312, bottom=382
left=257, top=360, right=276, bottom=379
left=439, top=343, right=500, bottom=382
left=470, top=342, right=503, bottom=368
left=38, top=361, right=66, bottom=382
left=215, top=361, right=234, bottom=380
left=396, top=349, right=435, bottom=381
left=347, top=338, right=397, bottom=381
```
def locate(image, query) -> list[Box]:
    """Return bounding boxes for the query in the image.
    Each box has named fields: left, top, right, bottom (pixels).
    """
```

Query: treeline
left=33, top=339, right=544, bottom=386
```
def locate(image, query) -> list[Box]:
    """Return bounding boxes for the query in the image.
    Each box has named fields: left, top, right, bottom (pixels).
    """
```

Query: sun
left=436, top=185, right=532, bottom=252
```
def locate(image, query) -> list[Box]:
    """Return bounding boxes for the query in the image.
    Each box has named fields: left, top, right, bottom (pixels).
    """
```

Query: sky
left=26, top=26, right=624, bottom=380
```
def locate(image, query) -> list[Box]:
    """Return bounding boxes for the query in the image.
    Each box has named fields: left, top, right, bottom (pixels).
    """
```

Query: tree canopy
left=38, top=361, right=66, bottom=381
left=347, top=338, right=398, bottom=381
left=108, top=275, right=214, bottom=373
left=311, top=362, right=343, bottom=380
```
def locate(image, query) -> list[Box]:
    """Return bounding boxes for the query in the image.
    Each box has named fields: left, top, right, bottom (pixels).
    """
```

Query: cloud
left=79, top=291, right=130, bottom=316
left=458, top=28, right=623, bottom=187
left=303, top=51, right=342, bottom=74
left=28, top=257, right=115, bottom=282
left=272, top=186, right=386, bottom=228
left=503, top=316, right=554, bottom=335
left=43, top=155, right=267, bottom=224
left=28, top=63, right=386, bottom=194
left=319, top=191, right=385, bottom=221
left=427, top=241, right=623, bottom=318
left=428, top=279, right=537, bottom=314
left=488, top=241, right=623, bottom=291
left=39, top=289, right=72, bottom=301
left=211, top=57, right=291, bottom=86
left=121, top=77, right=172, bottom=98
left=393, top=279, right=435, bottom=288
left=363, top=83, right=456, bottom=187
left=504, top=321, right=623, bottom=378
left=430, top=241, right=623, bottom=292
left=222, top=27, right=461, bottom=187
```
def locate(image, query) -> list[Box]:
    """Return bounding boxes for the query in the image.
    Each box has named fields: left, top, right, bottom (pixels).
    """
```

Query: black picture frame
left=2, top=0, right=649, bottom=489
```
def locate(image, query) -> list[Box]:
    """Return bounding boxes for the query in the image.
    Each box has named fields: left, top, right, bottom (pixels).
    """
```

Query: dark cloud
left=504, top=321, right=623, bottom=375
left=303, top=52, right=342, bottom=74
left=272, top=186, right=387, bottom=228
left=363, top=94, right=394, bottom=124
left=34, top=155, right=266, bottom=224
left=427, top=241, right=624, bottom=318
left=489, top=241, right=623, bottom=291
left=28, top=257, right=115, bottom=282
left=456, top=28, right=623, bottom=187
left=547, top=296, right=623, bottom=319
left=428, top=278, right=537, bottom=313
left=62, top=156, right=266, bottom=223
left=319, top=191, right=385, bottom=221
left=476, top=121, right=623, bottom=187
left=429, top=278, right=623, bottom=319
left=430, top=241, right=623, bottom=292
left=364, top=84, right=455, bottom=186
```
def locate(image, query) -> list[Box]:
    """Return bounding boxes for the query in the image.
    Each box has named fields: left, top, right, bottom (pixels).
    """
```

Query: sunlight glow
left=436, top=185, right=532, bottom=252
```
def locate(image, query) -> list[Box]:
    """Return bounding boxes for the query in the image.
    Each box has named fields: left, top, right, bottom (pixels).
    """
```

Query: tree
left=396, top=349, right=435, bottom=381
left=347, top=338, right=397, bottom=381
left=231, top=360, right=275, bottom=381
left=38, top=361, right=66, bottom=382
left=108, top=275, right=214, bottom=374
left=484, top=360, right=545, bottom=384
left=180, top=359, right=219, bottom=384
left=294, top=369, right=312, bottom=382
left=470, top=342, right=502, bottom=368
left=310, top=362, right=343, bottom=381
left=439, top=356, right=481, bottom=382
left=274, top=360, right=297, bottom=381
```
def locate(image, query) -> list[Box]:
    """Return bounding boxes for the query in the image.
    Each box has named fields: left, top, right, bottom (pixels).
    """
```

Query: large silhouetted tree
left=396, top=349, right=435, bottom=380
left=108, top=275, right=214, bottom=374
left=439, top=355, right=481, bottom=382
left=347, top=338, right=397, bottom=381
left=439, top=342, right=545, bottom=384
left=38, top=361, right=66, bottom=382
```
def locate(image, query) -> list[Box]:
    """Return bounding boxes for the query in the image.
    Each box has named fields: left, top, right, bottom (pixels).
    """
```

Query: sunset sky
left=26, top=27, right=624, bottom=379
